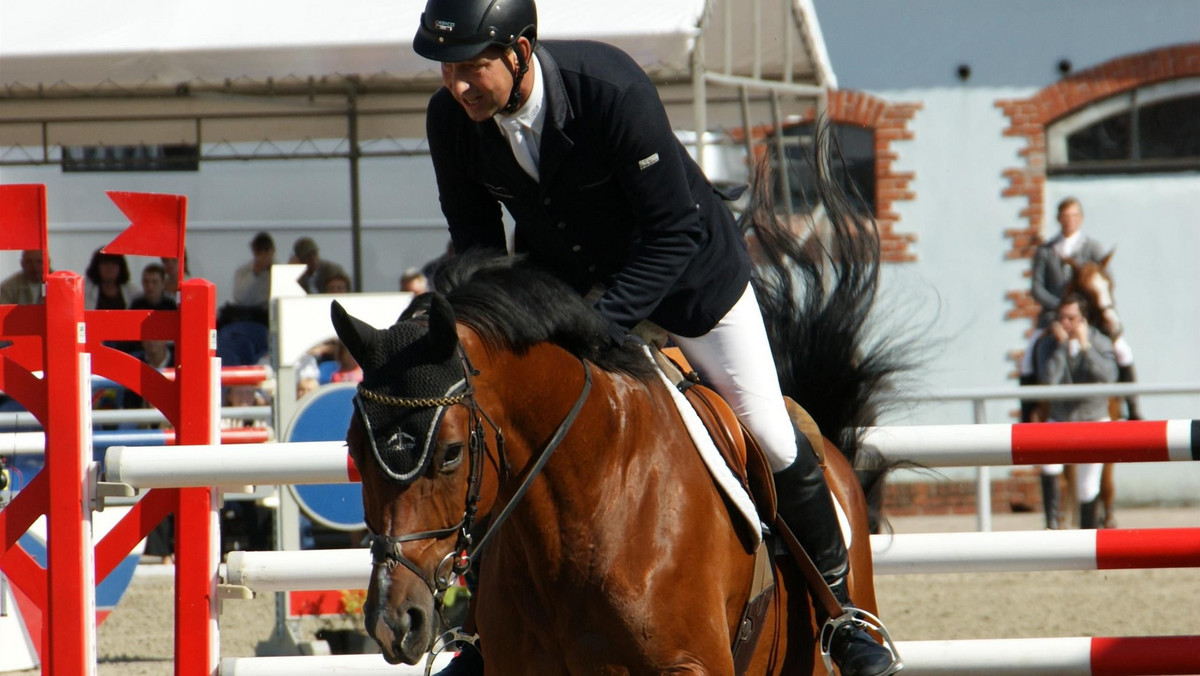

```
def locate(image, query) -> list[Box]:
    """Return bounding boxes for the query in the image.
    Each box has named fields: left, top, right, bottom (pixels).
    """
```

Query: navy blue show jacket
left=426, top=40, right=751, bottom=340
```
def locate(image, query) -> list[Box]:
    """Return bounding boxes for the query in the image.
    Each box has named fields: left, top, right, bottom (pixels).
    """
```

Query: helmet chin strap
left=502, top=44, right=530, bottom=115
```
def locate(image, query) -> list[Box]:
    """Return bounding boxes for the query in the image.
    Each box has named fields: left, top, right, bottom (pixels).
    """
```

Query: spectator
left=0, top=249, right=49, bottom=305
left=129, top=263, right=178, bottom=311
left=399, top=268, right=428, bottom=294
left=232, top=232, right=275, bottom=311
left=1033, top=292, right=1118, bottom=529
left=329, top=340, right=363, bottom=383
left=321, top=270, right=353, bottom=294
left=161, top=251, right=189, bottom=298
left=292, top=237, right=349, bottom=294
left=84, top=249, right=137, bottom=310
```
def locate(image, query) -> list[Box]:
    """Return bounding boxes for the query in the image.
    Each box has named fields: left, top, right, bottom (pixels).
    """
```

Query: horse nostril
left=406, top=606, right=426, bottom=636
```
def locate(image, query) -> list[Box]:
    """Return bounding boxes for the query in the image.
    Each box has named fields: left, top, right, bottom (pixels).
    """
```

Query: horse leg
left=1100, top=463, right=1117, bottom=528
left=1062, top=465, right=1078, bottom=528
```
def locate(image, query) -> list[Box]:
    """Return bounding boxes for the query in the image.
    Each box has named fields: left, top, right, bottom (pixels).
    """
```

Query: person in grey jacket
left=1030, top=197, right=1108, bottom=330
left=413, top=0, right=898, bottom=674
left=1033, top=292, right=1118, bottom=528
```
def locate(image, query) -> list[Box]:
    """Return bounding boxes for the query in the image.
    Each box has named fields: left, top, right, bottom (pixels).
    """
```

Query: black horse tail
left=741, top=123, right=918, bottom=530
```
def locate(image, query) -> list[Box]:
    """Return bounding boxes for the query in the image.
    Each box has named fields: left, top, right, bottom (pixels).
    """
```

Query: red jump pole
left=174, top=278, right=220, bottom=676
left=43, top=271, right=95, bottom=675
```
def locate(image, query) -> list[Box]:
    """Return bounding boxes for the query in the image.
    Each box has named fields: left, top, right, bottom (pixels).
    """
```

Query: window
left=1048, top=78, right=1200, bottom=174
left=768, top=122, right=875, bottom=217
left=62, top=144, right=199, bottom=172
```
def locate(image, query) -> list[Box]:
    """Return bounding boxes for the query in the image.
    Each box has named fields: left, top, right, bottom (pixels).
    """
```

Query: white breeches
left=1037, top=462, right=1104, bottom=503
left=670, top=283, right=798, bottom=472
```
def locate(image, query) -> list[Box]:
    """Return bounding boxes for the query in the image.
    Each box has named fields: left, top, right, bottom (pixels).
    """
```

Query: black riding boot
left=1040, top=473, right=1061, bottom=530
left=774, top=436, right=898, bottom=676
left=434, top=643, right=483, bottom=676
left=1018, top=372, right=1039, bottom=423
left=1079, top=497, right=1100, bottom=530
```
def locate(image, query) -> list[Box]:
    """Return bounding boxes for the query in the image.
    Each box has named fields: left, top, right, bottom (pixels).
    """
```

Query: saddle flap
left=659, top=347, right=779, bottom=535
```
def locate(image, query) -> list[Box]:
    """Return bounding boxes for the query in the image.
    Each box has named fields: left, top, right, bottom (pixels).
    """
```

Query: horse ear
left=426, top=293, right=459, bottom=356
left=330, top=301, right=378, bottom=365
left=1101, top=248, right=1116, bottom=268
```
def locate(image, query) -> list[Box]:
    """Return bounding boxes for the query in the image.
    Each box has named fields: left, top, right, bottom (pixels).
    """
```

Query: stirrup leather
left=819, top=607, right=904, bottom=676
left=425, top=627, right=480, bottom=676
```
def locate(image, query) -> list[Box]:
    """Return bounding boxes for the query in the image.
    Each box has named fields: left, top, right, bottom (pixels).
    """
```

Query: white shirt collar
left=1054, top=230, right=1084, bottom=258
left=495, top=54, right=545, bottom=136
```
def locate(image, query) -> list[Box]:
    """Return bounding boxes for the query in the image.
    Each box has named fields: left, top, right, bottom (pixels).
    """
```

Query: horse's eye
left=439, top=442, right=464, bottom=471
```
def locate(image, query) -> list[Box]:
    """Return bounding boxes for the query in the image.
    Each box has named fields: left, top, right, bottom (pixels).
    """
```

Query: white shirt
left=1052, top=230, right=1085, bottom=259
left=494, top=54, right=546, bottom=181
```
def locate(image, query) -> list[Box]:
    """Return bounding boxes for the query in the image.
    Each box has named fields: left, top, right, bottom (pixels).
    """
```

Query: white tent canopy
left=0, top=0, right=833, bottom=95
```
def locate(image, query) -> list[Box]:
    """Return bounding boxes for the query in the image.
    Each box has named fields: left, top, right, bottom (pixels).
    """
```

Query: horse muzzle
left=367, top=564, right=437, bottom=665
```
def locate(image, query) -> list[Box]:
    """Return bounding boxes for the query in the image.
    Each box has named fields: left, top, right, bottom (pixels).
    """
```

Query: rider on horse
left=412, top=0, right=898, bottom=673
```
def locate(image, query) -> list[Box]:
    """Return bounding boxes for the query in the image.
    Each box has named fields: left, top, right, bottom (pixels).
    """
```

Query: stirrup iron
left=425, top=627, right=479, bottom=676
left=819, top=606, right=904, bottom=676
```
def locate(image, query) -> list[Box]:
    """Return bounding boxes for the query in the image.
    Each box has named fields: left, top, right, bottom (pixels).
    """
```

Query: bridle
left=355, top=347, right=593, bottom=610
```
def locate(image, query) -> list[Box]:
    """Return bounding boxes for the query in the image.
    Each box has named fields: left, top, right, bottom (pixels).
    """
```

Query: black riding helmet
left=413, top=0, right=537, bottom=113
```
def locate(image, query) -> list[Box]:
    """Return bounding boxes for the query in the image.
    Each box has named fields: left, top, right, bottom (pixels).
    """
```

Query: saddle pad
left=644, top=346, right=763, bottom=547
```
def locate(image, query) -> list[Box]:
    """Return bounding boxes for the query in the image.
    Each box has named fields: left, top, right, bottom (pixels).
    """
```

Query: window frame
left=1046, top=77, right=1200, bottom=175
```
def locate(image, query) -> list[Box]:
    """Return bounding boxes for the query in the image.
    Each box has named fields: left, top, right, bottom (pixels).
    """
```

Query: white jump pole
left=105, top=442, right=357, bottom=489
left=225, top=549, right=371, bottom=592
left=861, top=419, right=1199, bottom=466
left=220, top=652, right=454, bottom=676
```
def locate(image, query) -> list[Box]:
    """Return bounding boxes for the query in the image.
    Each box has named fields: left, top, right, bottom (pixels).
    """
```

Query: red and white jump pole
left=892, top=634, right=1200, bottom=675
left=861, top=419, right=1200, bottom=466
left=871, top=528, right=1200, bottom=574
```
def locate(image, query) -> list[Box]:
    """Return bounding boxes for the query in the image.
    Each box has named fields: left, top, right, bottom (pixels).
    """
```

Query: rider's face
left=1057, top=203, right=1083, bottom=237
left=441, top=45, right=519, bottom=122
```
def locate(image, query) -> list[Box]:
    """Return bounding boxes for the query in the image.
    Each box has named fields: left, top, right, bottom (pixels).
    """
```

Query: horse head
left=1064, top=249, right=1122, bottom=339
left=332, top=296, right=491, bottom=665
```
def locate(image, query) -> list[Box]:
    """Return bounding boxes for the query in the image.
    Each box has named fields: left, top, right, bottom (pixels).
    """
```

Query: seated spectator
left=1, top=249, right=50, bottom=305
left=329, top=340, right=363, bottom=383
left=161, top=251, right=189, bottom=298
left=321, top=271, right=353, bottom=294
left=292, top=237, right=349, bottom=294
left=84, top=249, right=137, bottom=310
left=231, top=232, right=275, bottom=312
left=399, top=268, right=428, bottom=294
left=129, top=263, right=178, bottom=311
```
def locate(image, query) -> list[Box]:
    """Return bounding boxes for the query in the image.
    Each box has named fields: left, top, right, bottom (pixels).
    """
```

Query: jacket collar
left=534, top=44, right=574, bottom=187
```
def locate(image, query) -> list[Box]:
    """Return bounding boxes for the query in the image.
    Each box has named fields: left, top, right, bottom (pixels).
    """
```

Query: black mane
left=411, top=251, right=655, bottom=379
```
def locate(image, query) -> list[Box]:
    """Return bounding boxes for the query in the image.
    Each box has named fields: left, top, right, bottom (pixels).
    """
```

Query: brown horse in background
left=334, top=142, right=908, bottom=673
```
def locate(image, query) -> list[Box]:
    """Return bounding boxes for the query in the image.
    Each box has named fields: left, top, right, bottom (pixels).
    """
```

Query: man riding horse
left=412, top=0, right=899, bottom=673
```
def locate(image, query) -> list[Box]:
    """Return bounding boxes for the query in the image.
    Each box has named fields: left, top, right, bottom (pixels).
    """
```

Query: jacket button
left=556, top=222, right=566, bottom=230
left=543, top=197, right=552, bottom=206
left=571, top=245, right=582, bottom=252
left=587, top=265, right=596, bottom=272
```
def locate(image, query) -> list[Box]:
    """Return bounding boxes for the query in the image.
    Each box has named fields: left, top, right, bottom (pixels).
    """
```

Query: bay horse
left=335, top=147, right=908, bottom=673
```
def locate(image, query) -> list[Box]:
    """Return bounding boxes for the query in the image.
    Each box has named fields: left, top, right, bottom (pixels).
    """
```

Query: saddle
left=652, top=347, right=827, bottom=550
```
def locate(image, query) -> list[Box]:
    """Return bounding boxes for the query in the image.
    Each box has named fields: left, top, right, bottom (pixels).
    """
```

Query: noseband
left=358, top=350, right=594, bottom=606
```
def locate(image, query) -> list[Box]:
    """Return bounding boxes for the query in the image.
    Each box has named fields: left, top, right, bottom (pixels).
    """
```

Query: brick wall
left=996, top=44, right=1200, bottom=375
left=801, top=90, right=923, bottom=263
left=735, top=90, right=922, bottom=263
left=883, top=468, right=1045, bottom=517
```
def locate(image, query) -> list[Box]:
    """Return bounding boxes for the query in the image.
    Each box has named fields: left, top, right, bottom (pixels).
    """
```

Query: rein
left=362, top=352, right=593, bottom=603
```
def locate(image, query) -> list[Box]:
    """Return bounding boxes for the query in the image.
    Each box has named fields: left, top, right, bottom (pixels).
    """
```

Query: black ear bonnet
left=332, top=297, right=469, bottom=484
